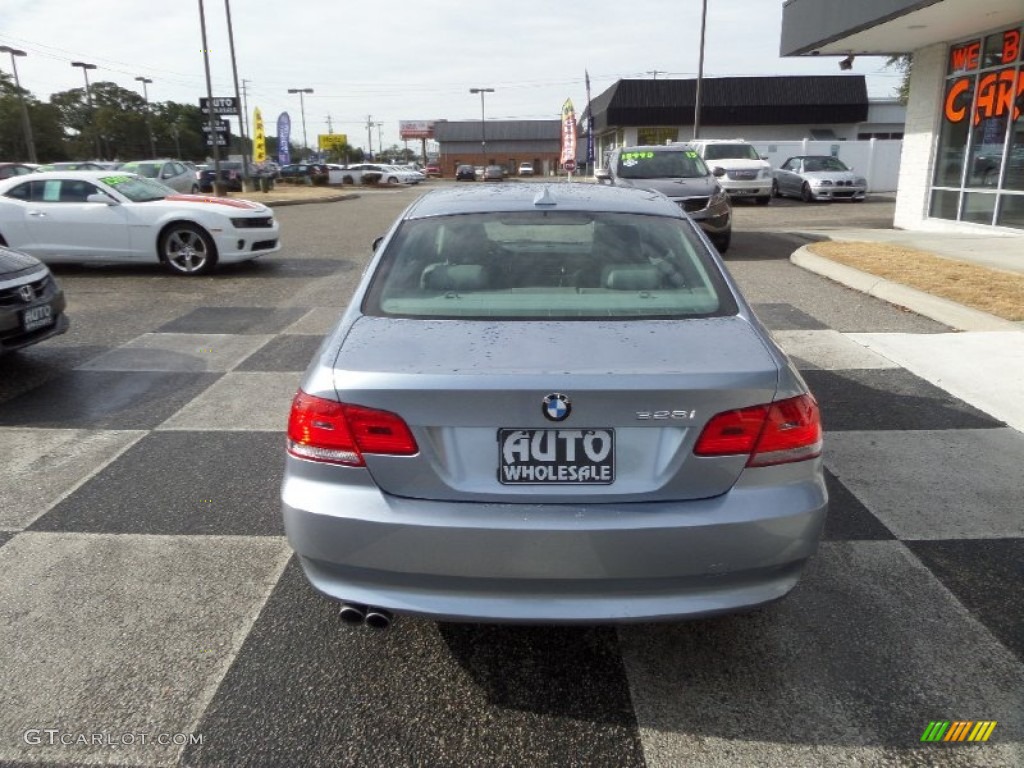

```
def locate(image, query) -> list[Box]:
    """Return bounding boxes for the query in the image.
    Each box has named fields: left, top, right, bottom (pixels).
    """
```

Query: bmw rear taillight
left=694, top=394, right=821, bottom=467
left=286, top=391, right=417, bottom=466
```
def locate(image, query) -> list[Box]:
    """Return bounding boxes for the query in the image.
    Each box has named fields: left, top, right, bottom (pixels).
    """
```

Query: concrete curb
left=263, top=192, right=360, bottom=208
left=790, top=246, right=1021, bottom=332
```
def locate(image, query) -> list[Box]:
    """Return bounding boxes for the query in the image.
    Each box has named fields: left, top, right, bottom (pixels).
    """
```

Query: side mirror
left=86, top=193, right=118, bottom=205
left=712, top=166, right=726, bottom=177
left=760, top=155, right=769, bottom=161
left=594, top=168, right=611, bottom=182
left=372, top=236, right=384, bottom=252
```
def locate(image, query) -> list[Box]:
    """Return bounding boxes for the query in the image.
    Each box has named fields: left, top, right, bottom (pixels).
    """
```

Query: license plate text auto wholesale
left=498, top=428, right=615, bottom=485
left=21, top=304, right=53, bottom=332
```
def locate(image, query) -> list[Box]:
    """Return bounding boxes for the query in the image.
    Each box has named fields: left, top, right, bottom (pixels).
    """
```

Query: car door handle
left=27, top=211, right=47, bottom=217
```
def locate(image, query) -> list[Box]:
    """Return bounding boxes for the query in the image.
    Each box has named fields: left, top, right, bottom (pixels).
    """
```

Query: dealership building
left=781, top=0, right=1023, bottom=232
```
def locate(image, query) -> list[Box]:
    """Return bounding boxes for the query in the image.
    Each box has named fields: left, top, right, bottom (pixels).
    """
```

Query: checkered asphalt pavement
left=0, top=298, right=1021, bottom=765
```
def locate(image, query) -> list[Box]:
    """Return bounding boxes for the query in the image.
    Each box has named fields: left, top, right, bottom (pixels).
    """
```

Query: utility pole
left=646, top=70, right=665, bottom=79
left=365, top=114, right=374, bottom=160
left=197, top=0, right=223, bottom=194
left=326, top=114, right=333, bottom=134
left=224, top=0, right=251, bottom=187
left=241, top=78, right=252, bottom=164
left=694, top=0, right=708, bottom=140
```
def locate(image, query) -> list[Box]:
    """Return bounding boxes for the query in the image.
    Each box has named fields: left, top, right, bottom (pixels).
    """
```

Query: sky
left=0, top=1, right=902, bottom=153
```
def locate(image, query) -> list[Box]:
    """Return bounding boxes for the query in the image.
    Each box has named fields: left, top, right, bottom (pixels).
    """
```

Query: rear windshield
left=616, top=150, right=709, bottom=179
left=123, top=163, right=160, bottom=178
left=363, top=211, right=737, bottom=320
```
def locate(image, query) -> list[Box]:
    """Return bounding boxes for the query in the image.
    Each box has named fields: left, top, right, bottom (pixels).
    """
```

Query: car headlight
left=856, top=177, right=867, bottom=186
left=760, top=168, right=772, bottom=179
left=814, top=179, right=833, bottom=187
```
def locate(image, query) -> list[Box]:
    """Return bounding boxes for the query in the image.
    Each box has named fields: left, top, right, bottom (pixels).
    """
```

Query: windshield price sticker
left=621, top=152, right=655, bottom=162
left=100, top=176, right=132, bottom=186
left=498, top=428, right=614, bottom=485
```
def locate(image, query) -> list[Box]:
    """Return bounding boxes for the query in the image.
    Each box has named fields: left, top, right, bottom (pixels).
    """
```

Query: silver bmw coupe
left=282, top=183, right=827, bottom=626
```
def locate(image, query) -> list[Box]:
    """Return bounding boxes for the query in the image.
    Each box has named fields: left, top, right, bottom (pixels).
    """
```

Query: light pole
left=693, top=0, right=708, bottom=140
left=71, top=61, right=100, bottom=158
left=469, top=87, right=494, bottom=162
left=134, top=76, right=156, bottom=157
left=197, top=0, right=224, bottom=194
left=0, top=46, right=36, bottom=163
left=376, top=122, right=384, bottom=160
left=225, top=0, right=251, bottom=187
left=288, top=88, right=313, bottom=160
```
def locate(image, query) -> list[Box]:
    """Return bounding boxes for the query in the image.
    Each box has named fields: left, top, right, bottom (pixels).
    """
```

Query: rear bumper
left=282, top=460, right=827, bottom=623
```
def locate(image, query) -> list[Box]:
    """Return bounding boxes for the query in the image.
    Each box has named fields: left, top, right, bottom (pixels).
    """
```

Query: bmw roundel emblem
left=542, top=393, right=571, bottom=422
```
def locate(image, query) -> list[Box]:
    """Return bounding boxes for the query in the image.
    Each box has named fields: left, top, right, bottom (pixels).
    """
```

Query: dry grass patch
left=808, top=241, right=1024, bottom=321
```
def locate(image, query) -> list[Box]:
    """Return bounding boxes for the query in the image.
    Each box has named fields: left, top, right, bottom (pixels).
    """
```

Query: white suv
left=687, top=140, right=772, bottom=205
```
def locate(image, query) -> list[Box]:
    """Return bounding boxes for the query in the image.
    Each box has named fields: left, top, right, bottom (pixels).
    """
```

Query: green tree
left=152, top=102, right=207, bottom=160
left=50, top=81, right=152, bottom=159
left=0, top=73, right=66, bottom=161
left=886, top=55, right=913, bottom=105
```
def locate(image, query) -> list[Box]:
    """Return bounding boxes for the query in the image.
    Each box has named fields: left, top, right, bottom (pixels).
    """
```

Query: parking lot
left=1, top=185, right=1021, bottom=767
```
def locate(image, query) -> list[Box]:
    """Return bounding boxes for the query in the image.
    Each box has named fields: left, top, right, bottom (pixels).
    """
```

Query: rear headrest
left=421, top=263, right=487, bottom=291
left=603, top=266, right=661, bottom=291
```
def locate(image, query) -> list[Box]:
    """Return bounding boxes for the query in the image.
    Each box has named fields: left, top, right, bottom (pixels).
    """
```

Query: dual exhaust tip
left=339, top=602, right=392, bottom=629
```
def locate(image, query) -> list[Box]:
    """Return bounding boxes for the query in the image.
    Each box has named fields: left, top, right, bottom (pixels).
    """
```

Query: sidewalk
left=787, top=227, right=1024, bottom=432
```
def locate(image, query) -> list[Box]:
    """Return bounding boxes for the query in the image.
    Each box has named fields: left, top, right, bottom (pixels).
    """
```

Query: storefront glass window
left=997, top=193, right=1024, bottom=228
left=637, top=127, right=679, bottom=146
left=931, top=24, right=1024, bottom=229
left=929, top=189, right=961, bottom=220
left=961, top=191, right=998, bottom=224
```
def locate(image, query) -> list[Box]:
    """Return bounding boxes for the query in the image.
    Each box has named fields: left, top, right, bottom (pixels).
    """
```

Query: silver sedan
left=281, top=183, right=827, bottom=626
left=772, top=155, right=867, bottom=202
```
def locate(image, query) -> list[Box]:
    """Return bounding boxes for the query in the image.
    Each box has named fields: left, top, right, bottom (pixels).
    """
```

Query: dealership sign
left=944, top=27, right=1024, bottom=126
left=399, top=120, right=436, bottom=139
left=199, top=96, right=240, bottom=116
left=277, top=112, right=291, bottom=165
left=560, top=98, right=577, bottom=168
left=318, top=134, right=349, bottom=151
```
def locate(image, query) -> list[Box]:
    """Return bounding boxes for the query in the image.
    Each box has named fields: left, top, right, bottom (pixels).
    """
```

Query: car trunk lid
left=331, top=316, right=779, bottom=503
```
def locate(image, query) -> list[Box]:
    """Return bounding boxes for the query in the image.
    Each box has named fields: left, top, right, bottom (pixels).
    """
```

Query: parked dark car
left=483, top=165, right=505, bottom=181
left=197, top=161, right=245, bottom=193
left=0, top=163, right=38, bottom=180
left=455, top=164, right=476, bottom=181
left=278, top=163, right=329, bottom=185
left=0, top=245, right=68, bottom=354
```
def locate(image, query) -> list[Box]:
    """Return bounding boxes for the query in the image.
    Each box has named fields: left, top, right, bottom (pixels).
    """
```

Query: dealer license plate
left=498, top=428, right=615, bottom=485
left=21, top=304, right=53, bottom=332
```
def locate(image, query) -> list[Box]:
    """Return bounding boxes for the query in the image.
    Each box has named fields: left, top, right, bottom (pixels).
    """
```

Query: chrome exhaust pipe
left=364, top=607, right=393, bottom=630
left=338, top=602, right=367, bottom=625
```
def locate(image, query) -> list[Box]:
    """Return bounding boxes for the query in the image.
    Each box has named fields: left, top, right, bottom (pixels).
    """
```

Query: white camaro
left=0, top=171, right=281, bottom=275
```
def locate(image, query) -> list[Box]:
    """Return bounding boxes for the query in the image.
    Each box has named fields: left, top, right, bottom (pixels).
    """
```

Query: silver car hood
left=613, top=176, right=717, bottom=199
left=802, top=171, right=860, bottom=182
